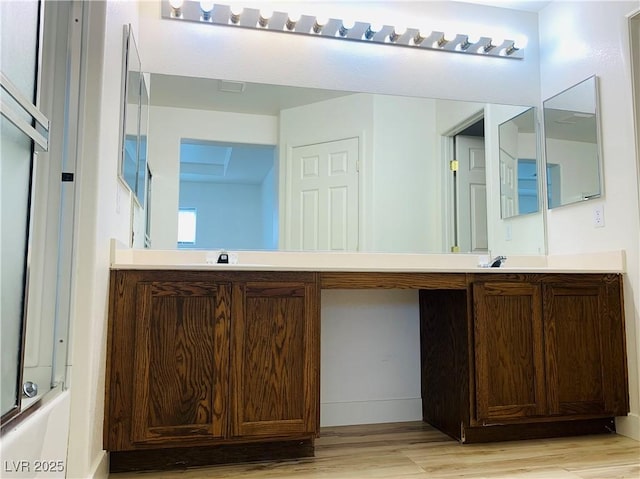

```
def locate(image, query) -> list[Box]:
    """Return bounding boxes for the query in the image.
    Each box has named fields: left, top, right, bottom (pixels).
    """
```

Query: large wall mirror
left=543, top=76, right=602, bottom=209
left=145, top=73, right=546, bottom=255
left=119, top=25, right=149, bottom=207
left=499, top=107, right=539, bottom=218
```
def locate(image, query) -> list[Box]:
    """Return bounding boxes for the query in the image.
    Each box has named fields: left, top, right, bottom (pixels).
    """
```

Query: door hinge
left=449, top=160, right=459, bottom=172
left=356, top=160, right=360, bottom=172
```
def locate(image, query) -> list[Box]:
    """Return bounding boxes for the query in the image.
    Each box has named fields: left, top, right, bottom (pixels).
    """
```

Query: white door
left=456, top=135, right=488, bottom=253
left=288, top=138, right=359, bottom=251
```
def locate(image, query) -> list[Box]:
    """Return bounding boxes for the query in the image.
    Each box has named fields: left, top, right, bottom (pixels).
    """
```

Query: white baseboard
left=616, top=413, right=640, bottom=441
left=320, top=398, right=422, bottom=427
left=88, top=451, right=109, bottom=479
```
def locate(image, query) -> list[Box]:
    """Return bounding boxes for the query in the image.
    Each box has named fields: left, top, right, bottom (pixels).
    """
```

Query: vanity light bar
left=161, top=1, right=526, bottom=60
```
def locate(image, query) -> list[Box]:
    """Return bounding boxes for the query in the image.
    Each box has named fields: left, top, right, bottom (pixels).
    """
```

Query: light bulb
left=459, top=35, right=479, bottom=50
left=169, top=0, right=184, bottom=17
left=286, top=10, right=302, bottom=30
left=389, top=25, right=406, bottom=42
left=200, top=0, right=214, bottom=20
left=313, top=16, right=329, bottom=33
left=229, top=4, right=243, bottom=24
left=444, top=30, right=458, bottom=43
left=413, top=27, right=431, bottom=45
left=484, top=37, right=503, bottom=53
left=338, top=19, right=355, bottom=37
left=513, top=34, right=528, bottom=49
left=365, top=22, right=382, bottom=40
left=259, top=8, right=273, bottom=27
left=200, top=0, right=214, bottom=12
left=505, top=34, right=528, bottom=56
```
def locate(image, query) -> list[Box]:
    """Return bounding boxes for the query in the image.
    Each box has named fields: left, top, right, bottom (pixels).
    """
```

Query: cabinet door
left=473, top=282, right=546, bottom=422
left=543, top=282, right=618, bottom=416
left=231, top=281, right=319, bottom=438
left=130, top=281, right=230, bottom=445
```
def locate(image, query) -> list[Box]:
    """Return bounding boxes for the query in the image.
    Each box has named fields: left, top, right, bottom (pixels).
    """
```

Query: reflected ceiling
left=149, top=73, right=354, bottom=115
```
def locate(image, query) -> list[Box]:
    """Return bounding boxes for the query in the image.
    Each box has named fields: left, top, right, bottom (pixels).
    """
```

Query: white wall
left=321, top=290, right=422, bottom=426
left=137, top=2, right=541, bottom=105
left=371, top=95, right=440, bottom=253
left=539, top=1, right=640, bottom=440
left=545, top=138, right=599, bottom=204
left=64, top=1, right=139, bottom=477
left=179, top=181, right=267, bottom=250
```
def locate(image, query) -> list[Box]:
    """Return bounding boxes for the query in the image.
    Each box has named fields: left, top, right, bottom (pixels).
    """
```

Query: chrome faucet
left=490, top=255, right=507, bottom=268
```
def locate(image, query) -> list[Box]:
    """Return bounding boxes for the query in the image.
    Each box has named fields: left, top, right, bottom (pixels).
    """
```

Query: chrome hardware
left=23, top=381, right=38, bottom=398
left=490, top=256, right=507, bottom=268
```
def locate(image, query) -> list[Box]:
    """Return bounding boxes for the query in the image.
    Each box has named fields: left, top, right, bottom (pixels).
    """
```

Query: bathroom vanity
left=104, top=252, right=629, bottom=472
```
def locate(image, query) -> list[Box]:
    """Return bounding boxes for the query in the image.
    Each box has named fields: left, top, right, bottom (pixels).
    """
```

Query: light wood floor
left=110, top=422, right=640, bottom=479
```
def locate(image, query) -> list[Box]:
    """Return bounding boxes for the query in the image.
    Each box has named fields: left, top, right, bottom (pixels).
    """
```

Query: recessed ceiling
left=180, top=141, right=276, bottom=184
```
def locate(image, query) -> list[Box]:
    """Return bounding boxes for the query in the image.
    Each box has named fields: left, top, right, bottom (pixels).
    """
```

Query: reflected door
left=287, top=138, right=359, bottom=251
left=456, top=136, right=488, bottom=253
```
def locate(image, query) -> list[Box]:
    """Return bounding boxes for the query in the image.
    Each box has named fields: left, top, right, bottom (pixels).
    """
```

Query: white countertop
left=109, top=241, right=626, bottom=274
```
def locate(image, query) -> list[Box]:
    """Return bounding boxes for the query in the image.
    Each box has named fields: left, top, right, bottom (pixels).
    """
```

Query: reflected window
left=178, top=208, right=197, bottom=246
left=517, top=159, right=538, bottom=215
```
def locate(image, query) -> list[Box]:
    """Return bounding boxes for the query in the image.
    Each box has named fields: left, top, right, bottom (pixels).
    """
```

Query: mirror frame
left=543, top=75, right=603, bottom=209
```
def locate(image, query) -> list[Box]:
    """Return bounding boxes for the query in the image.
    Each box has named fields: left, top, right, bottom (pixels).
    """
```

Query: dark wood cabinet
left=105, top=270, right=319, bottom=462
left=421, top=273, right=628, bottom=443
left=543, top=280, right=628, bottom=417
left=473, top=282, right=547, bottom=422
left=231, top=282, right=318, bottom=438
left=130, top=281, right=230, bottom=446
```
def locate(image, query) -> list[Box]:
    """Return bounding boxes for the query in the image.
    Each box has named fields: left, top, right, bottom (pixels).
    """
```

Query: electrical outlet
left=505, top=223, right=512, bottom=241
left=593, top=204, right=605, bottom=228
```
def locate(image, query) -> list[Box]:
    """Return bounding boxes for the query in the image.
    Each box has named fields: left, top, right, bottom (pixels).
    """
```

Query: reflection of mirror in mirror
left=119, top=25, right=149, bottom=207
left=146, top=73, right=545, bottom=255
left=499, top=107, right=538, bottom=219
left=137, top=75, right=149, bottom=205
left=543, top=76, right=601, bottom=209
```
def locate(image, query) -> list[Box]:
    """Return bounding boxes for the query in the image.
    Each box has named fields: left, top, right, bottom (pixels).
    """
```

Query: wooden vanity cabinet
left=421, top=273, right=629, bottom=443
left=104, top=270, right=319, bottom=458
left=469, top=274, right=629, bottom=436
left=230, top=281, right=319, bottom=438
left=473, top=281, right=547, bottom=423
left=130, top=279, right=231, bottom=446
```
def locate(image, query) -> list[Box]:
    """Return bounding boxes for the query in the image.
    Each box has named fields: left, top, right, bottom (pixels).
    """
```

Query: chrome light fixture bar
left=161, top=1, right=526, bottom=59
